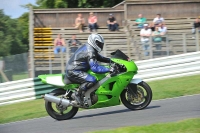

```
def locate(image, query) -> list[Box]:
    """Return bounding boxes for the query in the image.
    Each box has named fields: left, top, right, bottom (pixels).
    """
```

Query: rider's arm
left=88, top=53, right=110, bottom=74
left=97, top=53, right=110, bottom=63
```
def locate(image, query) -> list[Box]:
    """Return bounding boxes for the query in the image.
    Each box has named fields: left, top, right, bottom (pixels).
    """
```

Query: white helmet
left=88, top=33, right=104, bottom=53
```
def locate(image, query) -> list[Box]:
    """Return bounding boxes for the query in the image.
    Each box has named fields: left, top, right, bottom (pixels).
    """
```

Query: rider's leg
left=66, top=71, right=97, bottom=104
left=75, top=81, right=96, bottom=103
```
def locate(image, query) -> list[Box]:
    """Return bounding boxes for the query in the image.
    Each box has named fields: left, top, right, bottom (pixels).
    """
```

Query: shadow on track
left=72, top=105, right=160, bottom=120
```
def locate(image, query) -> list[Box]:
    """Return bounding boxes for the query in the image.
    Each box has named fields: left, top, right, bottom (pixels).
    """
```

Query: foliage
left=18, top=12, right=29, bottom=51
left=0, top=10, right=28, bottom=57
left=33, top=0, right=123, bottom=8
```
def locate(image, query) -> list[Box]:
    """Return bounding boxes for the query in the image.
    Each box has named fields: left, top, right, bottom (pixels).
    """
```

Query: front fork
left=127, top=78, right=143, bottom=98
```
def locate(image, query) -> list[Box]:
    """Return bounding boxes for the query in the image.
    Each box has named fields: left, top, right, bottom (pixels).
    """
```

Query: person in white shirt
left=153, top=14, right=164, bottom=26
left=140, top=24, right=152, bottom=56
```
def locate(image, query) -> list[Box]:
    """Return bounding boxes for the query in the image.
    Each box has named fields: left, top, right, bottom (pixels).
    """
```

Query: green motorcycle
left=38, top=50, right=152, bottom=120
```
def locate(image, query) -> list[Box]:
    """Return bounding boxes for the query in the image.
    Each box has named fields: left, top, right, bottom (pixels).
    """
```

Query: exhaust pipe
left=44, top=94, right=71, bottom=107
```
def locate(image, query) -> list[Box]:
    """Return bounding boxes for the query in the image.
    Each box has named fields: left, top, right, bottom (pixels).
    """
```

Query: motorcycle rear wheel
left=45, top=89, right=78, bottom=120
left=120, top=81, right=152, bottom=110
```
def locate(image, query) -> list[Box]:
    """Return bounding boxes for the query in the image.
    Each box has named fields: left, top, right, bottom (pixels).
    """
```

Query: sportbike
left=38, top=50, right=152, bottom=120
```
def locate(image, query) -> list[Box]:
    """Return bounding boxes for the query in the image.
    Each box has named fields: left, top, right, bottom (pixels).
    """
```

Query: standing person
left=140, top=24, right=152, bottom=56
left=107, top=14, right=119, bottom=31
left=68, top=35, right=82, bottom=54
left=65, top=34, right=112, bottom=105
left=152, top=27, right=162, bottom=52
left=192, top=18, right=200, bottom=34
left=135, top=14, right=147, bottom=29
left=74, top=13, right=85, bottom=33
left=54, top=34, right=66, bottom=54
left=88, top=12, right=98, bottom=32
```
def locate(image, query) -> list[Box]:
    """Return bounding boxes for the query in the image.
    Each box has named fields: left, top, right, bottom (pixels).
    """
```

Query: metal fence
left=131, top=31, right=200, bottom=60
left=0, top=53, right=29, bottom=83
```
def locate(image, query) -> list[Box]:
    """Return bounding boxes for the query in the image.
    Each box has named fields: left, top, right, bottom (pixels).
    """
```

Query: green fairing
left=38, top=58, right=138, bottom=109
left=89, top=59, right=137, bottom=108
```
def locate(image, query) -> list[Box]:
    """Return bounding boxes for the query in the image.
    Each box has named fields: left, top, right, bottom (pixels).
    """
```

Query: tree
left=33, top=0, right=123, bottom=8
left=0, top=10, right=28, bottom=57
left=18, top=12, right=29, bottom=53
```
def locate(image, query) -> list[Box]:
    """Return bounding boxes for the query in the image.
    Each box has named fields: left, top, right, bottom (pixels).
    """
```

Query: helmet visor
left=96, top=40, right=104, bottom=51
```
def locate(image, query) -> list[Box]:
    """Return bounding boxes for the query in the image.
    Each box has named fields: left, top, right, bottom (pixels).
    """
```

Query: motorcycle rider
left=65, top=33, right=111, bottom=105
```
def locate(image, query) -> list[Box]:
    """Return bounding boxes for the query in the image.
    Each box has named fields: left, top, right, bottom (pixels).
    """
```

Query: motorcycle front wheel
left=120, top=81, right=152, bottom=110
left=45, top=89, right=78, bottom=120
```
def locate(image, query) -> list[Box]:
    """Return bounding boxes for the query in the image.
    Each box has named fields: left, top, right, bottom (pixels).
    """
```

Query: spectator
left=152, top=27, right=162, bottom=51
left=88, top=12, right=98, bottom=32
left=153, top=14, right=164, bottom=26
left=68, top=35, right=82, bottom=54
left=54, top=34, right=66, bottom=54
left=135, top=14, right=147, bottom=29
left=158, top=23, right=167, bottom=35
left=140, top=24, right=152, bottom=56
left=74, top=13, right=85, bottom=33
left=192, top=18, right=200, bottom=34
left=107, top=14, right=119, bottom=31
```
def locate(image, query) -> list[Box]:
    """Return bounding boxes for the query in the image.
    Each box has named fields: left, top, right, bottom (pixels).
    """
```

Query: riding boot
left=73, top=82, right=95, bottom=105
left=74, top=88, right=83, bottom=105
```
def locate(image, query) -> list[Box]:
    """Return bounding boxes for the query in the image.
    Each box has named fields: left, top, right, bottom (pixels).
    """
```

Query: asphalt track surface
left=1, top=94, right=200, bottom=133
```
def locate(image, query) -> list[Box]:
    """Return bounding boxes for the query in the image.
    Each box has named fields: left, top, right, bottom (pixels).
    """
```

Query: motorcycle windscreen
left=110, top=49, right=129, bottom=61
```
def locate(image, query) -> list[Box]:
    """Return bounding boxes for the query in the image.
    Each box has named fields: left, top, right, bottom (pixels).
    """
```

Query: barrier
left=0, top=78, right=55, bottom=105
left=0, top=51, right=200, bottom=106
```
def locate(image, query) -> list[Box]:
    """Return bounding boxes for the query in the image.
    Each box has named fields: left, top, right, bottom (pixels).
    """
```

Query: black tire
left=45, top=89, right=78, bottom=120
left=120, top=81, right=152, bottom=110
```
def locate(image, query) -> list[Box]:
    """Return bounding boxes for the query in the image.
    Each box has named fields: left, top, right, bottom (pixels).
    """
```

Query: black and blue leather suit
left=66, top=43, right=110, bottom=91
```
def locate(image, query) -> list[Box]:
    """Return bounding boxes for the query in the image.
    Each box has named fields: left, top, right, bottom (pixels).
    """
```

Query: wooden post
left=166, top=34, right=169, bottom=56
left=60, top=52, right=65, bottom=74
left=0, top=61, right=9, bottom=82
left=195, top=28, right=199, bottom=51
left=29, top=6, right=35, bottom=78
left=66, top=42, right=69, bottom=65
left=49, top=46, right=52, bottom=74
left=149, top=36, right=153, bottom=59
left=182, top=33, right=187, bottom=53
left=124, top=3, right=127, bottom=20
left=127, top=39, right=131, bottom=58
left=0, top=71, right=9, bottom=82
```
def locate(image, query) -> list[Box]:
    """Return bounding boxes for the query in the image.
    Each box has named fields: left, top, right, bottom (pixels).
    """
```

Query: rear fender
left=38, top=74, right=65, bottom=87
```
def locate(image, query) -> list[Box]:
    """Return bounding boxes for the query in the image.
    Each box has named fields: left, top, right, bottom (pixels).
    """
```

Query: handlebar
left=109, top=61, right=126, bottom=76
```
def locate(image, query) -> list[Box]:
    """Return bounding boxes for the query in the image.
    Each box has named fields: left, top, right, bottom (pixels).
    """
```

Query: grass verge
left=89, top=118, right=200, bottom=133
left=0, top=74, right=200, bottom=124
left=12, top=72, right=29, bottom=81
left=148, top=74, right=200, bottom=100
left=0, top=99, right=47, bottom=124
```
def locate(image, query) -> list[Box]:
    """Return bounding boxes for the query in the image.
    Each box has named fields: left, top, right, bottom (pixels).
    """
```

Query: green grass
left=0, top=74, right=200, bottom=124
left=89, top=118, right=200, bottom=133
left=0, top=72, right=28, bottom=83
left=0, top=99, right=47, bottom=124
left=149, top=74, right=200, bottom=100
left=12, top=72, right=29, bottom=81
